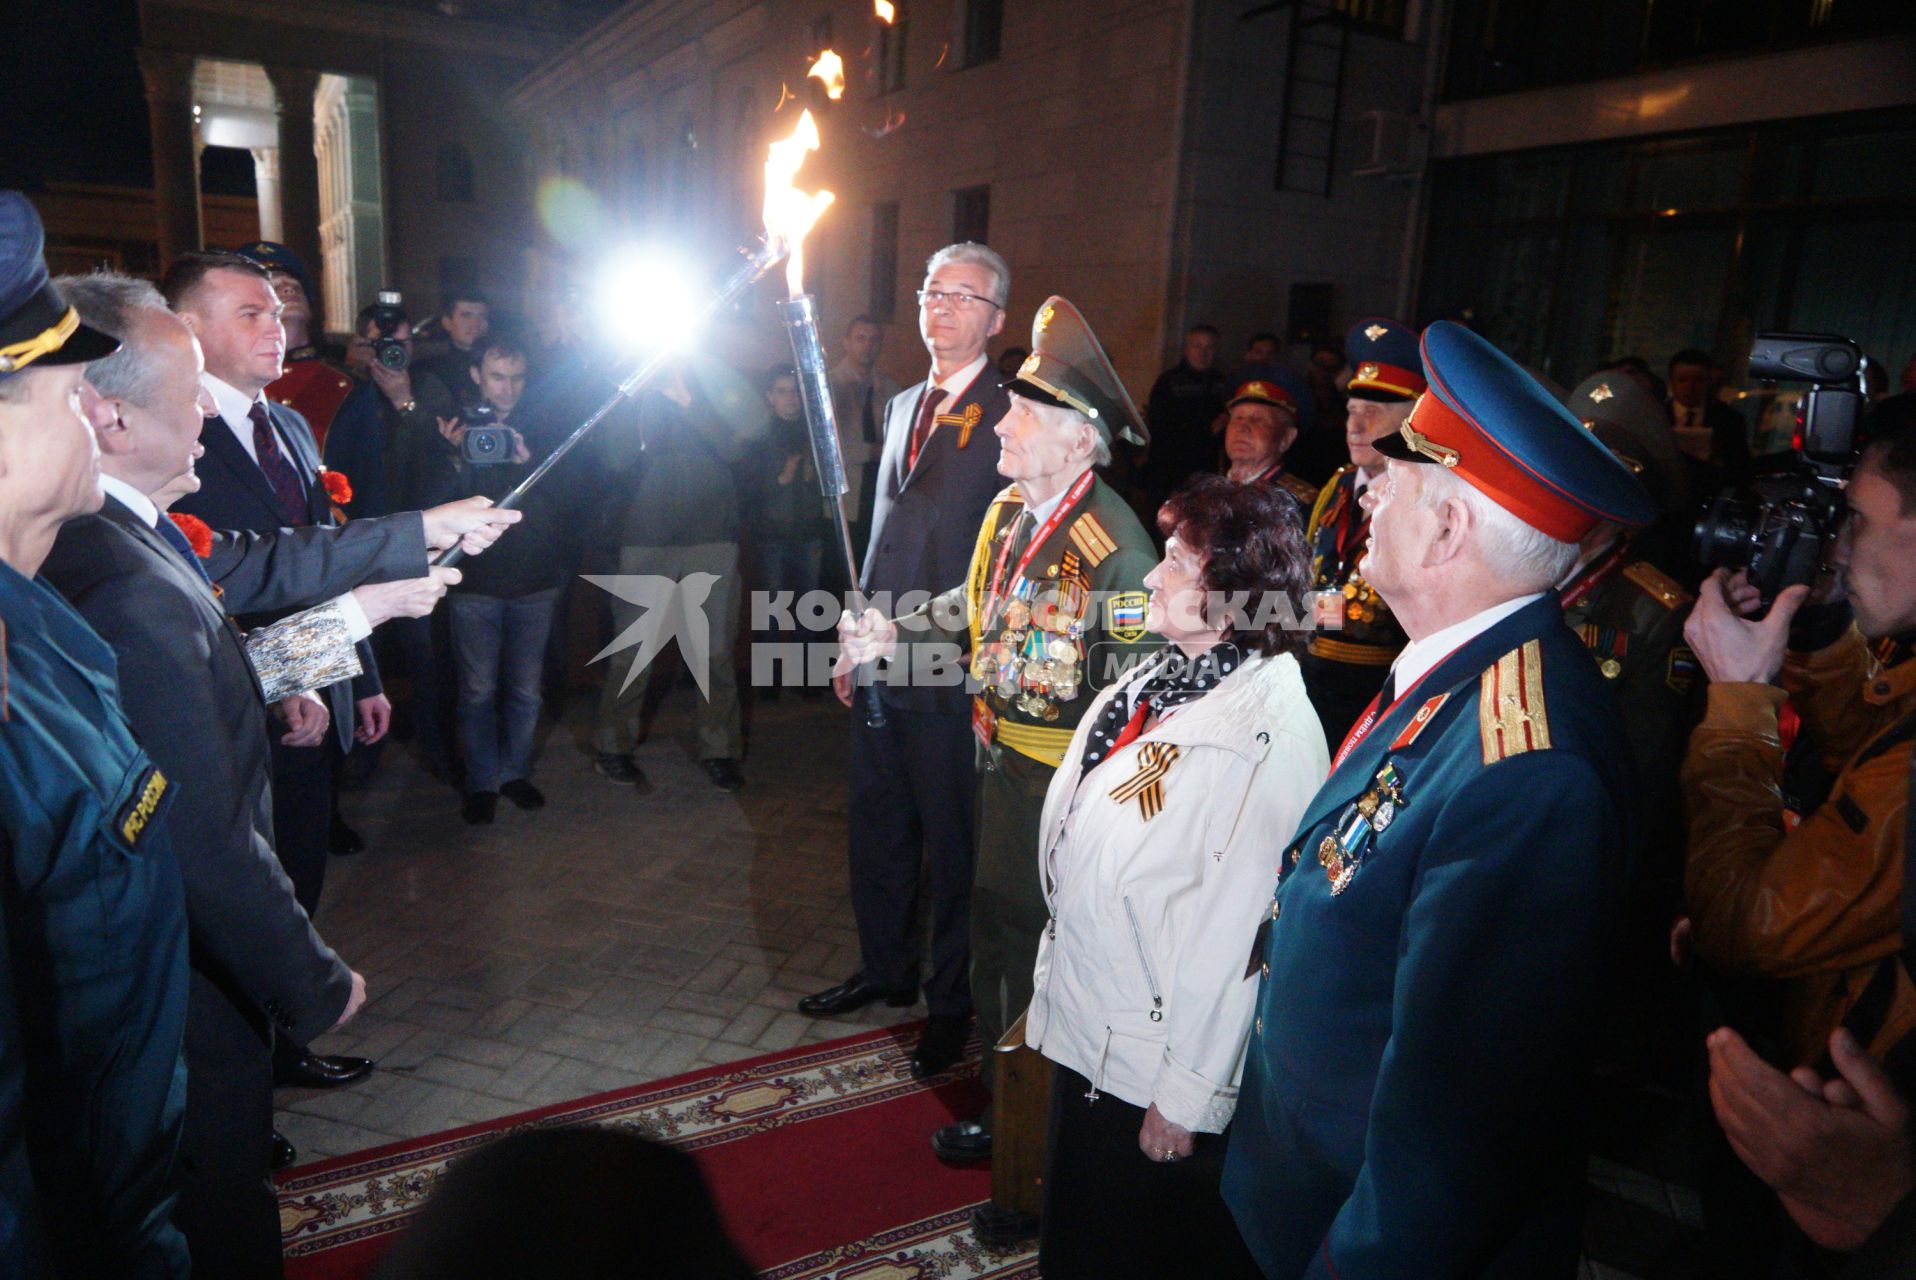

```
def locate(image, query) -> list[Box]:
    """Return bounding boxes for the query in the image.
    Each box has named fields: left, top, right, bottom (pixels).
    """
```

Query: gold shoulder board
left=1067, top=512, right=1118, bottom=567
left=1622, top=561, right=1692, bottom=609
left=1479, top=638, right=1552, bottom=765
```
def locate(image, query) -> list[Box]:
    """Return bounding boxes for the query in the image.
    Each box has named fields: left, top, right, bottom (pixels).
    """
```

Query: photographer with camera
left=325, top=293, right=457, bottom=522
left=427, top=337, right=570, bottom=824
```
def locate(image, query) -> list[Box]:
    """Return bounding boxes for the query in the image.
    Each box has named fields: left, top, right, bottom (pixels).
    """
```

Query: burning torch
left=763, top=110, right=886, bottom=728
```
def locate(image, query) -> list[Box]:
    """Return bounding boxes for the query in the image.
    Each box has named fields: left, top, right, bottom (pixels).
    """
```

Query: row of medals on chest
left=970, top=572, right=1088, bottom=720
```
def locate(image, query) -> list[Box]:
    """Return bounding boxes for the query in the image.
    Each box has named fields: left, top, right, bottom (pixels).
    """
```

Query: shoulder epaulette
left=1277, top=471, right=1319, bottom=505
left=1306, top=467, right=1351, bottom=535
left=1622, top=561, right=1692, bottom=609
left=991, top=482, right=1023, bottom=507
left=1067, top=511, right=1118, bottom=567
left=1479, top=638, right=1552, bottom=764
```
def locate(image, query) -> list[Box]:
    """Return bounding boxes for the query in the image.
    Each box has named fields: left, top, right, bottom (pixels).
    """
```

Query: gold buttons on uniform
left=1255, top=1016, right=1263, bottom=1036
left=1261, top=962, right=1270, bottom=979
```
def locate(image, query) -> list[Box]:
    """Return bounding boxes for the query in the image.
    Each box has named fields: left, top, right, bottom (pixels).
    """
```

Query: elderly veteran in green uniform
left=1297, top=318, right=1427, bottom=743
left=1222, top=321, right=1658, bottom=1279
left=836, top=296, right=1158, bottom=1189
left=0, top=191, right=191, bottom=1277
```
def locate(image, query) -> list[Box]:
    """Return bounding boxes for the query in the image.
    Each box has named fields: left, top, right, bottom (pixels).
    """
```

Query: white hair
left=1412, top=465, right=1579, bottom=591
left=1028, top=397, right=1110, bottom=468
left=56, top=272, right=174, bottom=408
left=924, top=242, right=1010, bottom=307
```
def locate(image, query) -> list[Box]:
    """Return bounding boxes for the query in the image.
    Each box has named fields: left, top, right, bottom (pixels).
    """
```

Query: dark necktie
left=907, top=385, right=941, bottom=472
left=249, top=401, right=308, bottom=524
left=155, top=515, right=214, bottom=586
left=861, top=383, right=878, bottom=444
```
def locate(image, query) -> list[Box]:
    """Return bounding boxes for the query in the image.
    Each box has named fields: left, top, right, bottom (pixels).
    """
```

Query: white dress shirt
left=1387, top=592, right=1543, bottom=699
left=204, top=372, right=302, bottom=470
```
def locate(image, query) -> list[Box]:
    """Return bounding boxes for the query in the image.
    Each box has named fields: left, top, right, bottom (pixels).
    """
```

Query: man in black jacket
left=43, top=272, right=516, bottom=1277
left=799, top=243, right=1014, bottom=1080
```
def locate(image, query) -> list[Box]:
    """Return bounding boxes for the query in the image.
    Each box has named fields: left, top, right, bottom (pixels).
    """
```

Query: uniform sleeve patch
left=119, top=767, right=168, bottom=845
left=1666, top=646, right=1699, bottom=695
left=1105, top=590, right=1148, bottom=643
left=1479, top=639, right=1551, bottom=764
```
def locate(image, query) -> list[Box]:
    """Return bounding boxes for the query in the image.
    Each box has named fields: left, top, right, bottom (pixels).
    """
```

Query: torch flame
left=875, top=0, right=896, bottom=21
left=763, top=109, right=835, bottom=297
left=807, top=49, right=845, bottom=100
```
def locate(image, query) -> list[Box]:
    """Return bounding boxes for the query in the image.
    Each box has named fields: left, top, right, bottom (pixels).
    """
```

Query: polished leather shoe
left=909, top=1015, right=968, bottom=1079
left=499, top=779, right=545, bottom=810
left=931, top=1116, right=993, bottom=1163
left=275, top=1052, right=374, bottom=1089
left=702, top=757, right=745, bottom=792
left=797, top=974, right=917, bottom=1017
left=970, top=1202, right=1039, bottom=1246
left=270, top=1130, right=298, bottom=1172
left=462, top=791, right=497, bottom=825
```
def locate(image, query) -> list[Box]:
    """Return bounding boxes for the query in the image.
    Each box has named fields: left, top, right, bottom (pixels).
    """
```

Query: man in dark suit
left=1223, top=323, right=1658, bottom=1278
left=800, top=243, right=1013, bottom=1079
left=43, top=272, right=517, bottom=1277
left=1669, top=346, right=1750, bottom=488
left=163, top=251, right=382, bottom=1093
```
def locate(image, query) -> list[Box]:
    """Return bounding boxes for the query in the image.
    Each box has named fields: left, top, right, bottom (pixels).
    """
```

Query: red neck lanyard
left=1557, top=541, right=1630, bottom=611
left=982, top=470, right=1095, bottom=628
left=1330, top=638, right=1469, bottom=770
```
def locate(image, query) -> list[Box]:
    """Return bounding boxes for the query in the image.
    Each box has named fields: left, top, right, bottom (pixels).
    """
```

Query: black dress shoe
left=499, top=779, right=545, bottom=810
left=931, top=1116, right=993, bottom=1163
left=462, top=791, right=497, bottom=825
left=702, top=757, right=745, bottom=791
left=797, top=974, right=917, bottom=1017
left=275, top=1052, right=375, bottom=1089
left=909, top=1015, right=968, bottom=1079
left=593, top=752, right=646, bottom=786
left=970, top=1202, right=1039, bottom=1246
left=329, top=816, right=365, bottom=856
left=271, top=1130, right=298, bottom=1172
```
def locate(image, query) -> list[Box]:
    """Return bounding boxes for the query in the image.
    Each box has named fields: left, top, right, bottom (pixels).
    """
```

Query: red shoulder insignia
left=1390, top=693, right=1450, bottom=750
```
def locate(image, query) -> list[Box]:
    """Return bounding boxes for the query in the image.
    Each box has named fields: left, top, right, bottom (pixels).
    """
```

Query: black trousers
left=846, top=702, right=977, bottom=1018
left=269, top=733, right=339, bottom=920
left=174, top=976, right=283, bottom=1279
left=1039, top=1064, right=1262, bottom=1280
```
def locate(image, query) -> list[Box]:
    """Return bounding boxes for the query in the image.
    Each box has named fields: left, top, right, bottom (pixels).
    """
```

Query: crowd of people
left=5, top=171, right=1916, bottom=1280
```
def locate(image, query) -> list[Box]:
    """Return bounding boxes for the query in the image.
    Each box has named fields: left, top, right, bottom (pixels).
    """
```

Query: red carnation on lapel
left=167, top=513, right=213, bottom=558
left=319, top=469, right=352, bottom=505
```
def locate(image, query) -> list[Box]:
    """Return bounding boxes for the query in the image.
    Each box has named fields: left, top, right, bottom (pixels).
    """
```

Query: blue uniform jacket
left=0, top=559, right=189, bottom=1277
left=1223, top=594, right=1633, bottom=1280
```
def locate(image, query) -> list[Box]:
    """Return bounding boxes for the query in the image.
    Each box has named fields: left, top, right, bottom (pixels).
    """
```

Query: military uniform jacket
left=861, top=363, right=1012, bottom=715
left=907, top=473, right=1159, bottom=771
left=1222, top=595, right=1636, bottom=1280
left=0, top=559, right=189, bottom=1277
left=1304, top=465, right=1406, bottom=666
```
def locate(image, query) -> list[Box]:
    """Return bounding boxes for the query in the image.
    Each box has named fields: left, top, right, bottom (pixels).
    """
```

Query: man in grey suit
left=802, top=244, right=1014, bottom=1081
left=41, top=272, right=518, bottom=1278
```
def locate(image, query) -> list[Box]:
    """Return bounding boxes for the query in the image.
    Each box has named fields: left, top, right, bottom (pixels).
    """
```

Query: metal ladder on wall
left=1248, top=0, right=1351, bottom=196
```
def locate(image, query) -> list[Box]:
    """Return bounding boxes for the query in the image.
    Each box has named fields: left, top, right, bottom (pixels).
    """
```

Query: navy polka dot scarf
left=1078, top=640, right=1243, bottom=780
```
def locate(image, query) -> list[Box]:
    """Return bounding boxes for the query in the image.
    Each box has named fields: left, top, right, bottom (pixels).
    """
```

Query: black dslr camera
left=458, top=402, right=516, bottom=466
left=366, top=290, right=410, bottom=372
left=1693, top=332, right=1868, bottom=600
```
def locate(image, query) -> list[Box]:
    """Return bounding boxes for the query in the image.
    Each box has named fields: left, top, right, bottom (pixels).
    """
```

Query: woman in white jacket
left=1025, top=474, right=1328, bottom=1278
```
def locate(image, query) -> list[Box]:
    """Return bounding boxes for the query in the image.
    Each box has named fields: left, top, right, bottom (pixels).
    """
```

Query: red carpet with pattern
left=275, top=1023, right=1038, bottom=1279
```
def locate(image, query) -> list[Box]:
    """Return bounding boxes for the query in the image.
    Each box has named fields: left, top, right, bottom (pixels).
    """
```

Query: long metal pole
left=778, top=293, right=886, bottom=728
left=434, top=237, right=786, bottom=568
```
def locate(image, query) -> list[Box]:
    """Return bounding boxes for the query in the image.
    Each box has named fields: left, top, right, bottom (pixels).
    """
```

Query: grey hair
left=56, top=272, right=174, bottom=407
left=924, top=242, right=1010, bottom=307
left=1027, top=397, right=1110, bottom=468
left=1412, top=464, right=1578, bottom=591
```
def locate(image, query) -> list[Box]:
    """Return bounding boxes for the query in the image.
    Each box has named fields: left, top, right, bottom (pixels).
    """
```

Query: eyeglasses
left=916, top=289, right=1000, bottom=313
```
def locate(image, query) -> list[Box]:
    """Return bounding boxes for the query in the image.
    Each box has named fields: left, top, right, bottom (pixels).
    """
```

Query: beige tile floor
left=278, top=688, right=916, bottom=1161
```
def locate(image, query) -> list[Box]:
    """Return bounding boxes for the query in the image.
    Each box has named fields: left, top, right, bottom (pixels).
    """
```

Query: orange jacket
left=1681, top=628, right=1915, bottom=1066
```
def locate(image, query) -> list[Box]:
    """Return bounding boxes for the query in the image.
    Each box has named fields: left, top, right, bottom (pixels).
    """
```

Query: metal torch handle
left=778, top=293, right=886, bottom=728
left=434, top=238, right=786, bottom=569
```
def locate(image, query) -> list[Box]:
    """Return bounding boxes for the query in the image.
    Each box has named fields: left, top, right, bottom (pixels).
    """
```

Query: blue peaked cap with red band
left=1375, top=321, right=1657, bottom=541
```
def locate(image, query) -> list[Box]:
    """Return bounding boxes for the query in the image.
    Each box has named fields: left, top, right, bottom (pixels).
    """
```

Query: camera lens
left=1693, top=494, right=1759, bottom=572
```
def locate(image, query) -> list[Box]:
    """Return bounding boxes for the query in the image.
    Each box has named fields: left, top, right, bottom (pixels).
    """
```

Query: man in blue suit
left=1222, top=322, right=1658, bottom=1278
left=163, top=251, right=379, bottom=1097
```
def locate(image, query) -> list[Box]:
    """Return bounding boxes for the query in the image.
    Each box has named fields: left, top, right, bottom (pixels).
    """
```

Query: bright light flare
left=807, top=49, right=845, bottom=99
left=875, top=0, right=896, bottom=22
left=592, top=246, right=703, bottom=354
left=762, top=109, right=835, bottom=297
